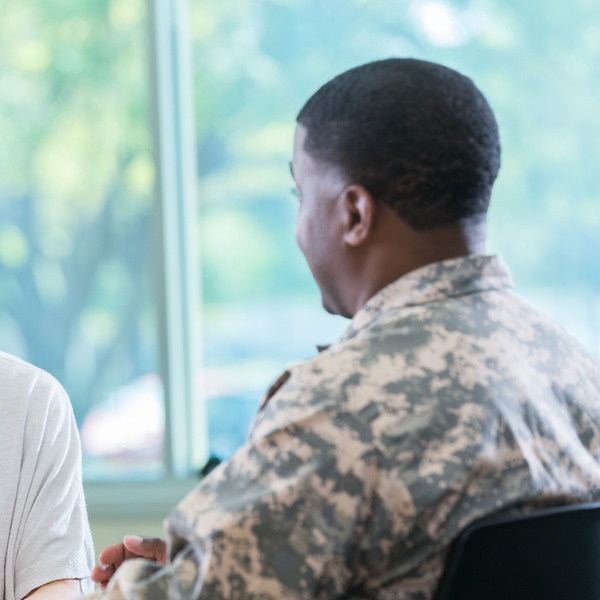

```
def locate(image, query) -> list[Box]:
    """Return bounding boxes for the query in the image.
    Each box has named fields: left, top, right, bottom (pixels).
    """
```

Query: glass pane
left=0, top=0, right=164, bottom=479
left=191, top=0, right=600, bottom=459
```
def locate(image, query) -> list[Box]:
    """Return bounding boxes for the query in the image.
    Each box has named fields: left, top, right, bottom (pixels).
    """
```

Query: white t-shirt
left=0, top=351, right=94, bottom=600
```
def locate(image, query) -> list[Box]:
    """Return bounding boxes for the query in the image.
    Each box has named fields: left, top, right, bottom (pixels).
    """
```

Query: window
left=1, top=0, right=598, bottom=509
left=0, top=0, right=166, bottom=481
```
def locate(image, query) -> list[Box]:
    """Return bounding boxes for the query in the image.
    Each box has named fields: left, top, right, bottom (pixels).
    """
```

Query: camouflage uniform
left=89, top=255, right=600, bottom=600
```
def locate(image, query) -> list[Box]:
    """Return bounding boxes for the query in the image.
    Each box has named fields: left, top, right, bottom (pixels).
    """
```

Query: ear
left=341, top=185, right=377, bottom=247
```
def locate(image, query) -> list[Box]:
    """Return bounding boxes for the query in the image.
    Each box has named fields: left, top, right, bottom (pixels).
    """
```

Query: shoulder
left=252, top=337, right=412, bottom=443
left=0, top=351, right=71, bottom=424
left=0, top=350, right=63, bottom=388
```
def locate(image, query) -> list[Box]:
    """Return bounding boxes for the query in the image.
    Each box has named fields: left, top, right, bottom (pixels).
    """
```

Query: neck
left=349, top=216, right=487, bottom=316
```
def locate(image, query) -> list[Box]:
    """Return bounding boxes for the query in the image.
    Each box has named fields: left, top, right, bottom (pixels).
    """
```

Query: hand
left=91, top=535, right=167, bottom=589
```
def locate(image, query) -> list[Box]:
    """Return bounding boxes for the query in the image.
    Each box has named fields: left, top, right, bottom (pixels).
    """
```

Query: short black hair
left=296, top=58, right=500, bottom=229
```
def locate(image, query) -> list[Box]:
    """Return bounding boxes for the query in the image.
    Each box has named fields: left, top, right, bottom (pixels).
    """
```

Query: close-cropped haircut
left=296, top=58, right=501, bottom=229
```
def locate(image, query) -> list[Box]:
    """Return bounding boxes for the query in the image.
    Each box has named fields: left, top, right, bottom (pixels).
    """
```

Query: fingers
left=97, top=542, right=127, bottom=568
left=91, top=535, right=168, bottom=588
left=91, top=562, right=115, bottom=587
left=123, top=535, right=168, bottom=565
left=91, top=546, right=119, bottom=587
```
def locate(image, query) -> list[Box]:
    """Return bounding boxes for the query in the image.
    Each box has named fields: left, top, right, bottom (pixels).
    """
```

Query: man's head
left=291, top=58, right=501, bottom=317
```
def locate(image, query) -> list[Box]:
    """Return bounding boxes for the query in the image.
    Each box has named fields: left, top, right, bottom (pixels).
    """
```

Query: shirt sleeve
left=91, top=371, right=381, bottom=600
left=13, top=371, right=94, bottom=600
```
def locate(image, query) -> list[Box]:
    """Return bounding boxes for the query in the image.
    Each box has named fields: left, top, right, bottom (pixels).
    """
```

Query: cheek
left=294, top=214, right=302, bottom=247
left=294, top=208, right=309, bottom=255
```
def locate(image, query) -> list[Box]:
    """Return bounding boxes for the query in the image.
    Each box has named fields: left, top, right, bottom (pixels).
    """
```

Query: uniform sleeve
left=90, top=372, right=382, bottom=600
left=14, top=372, right=94, bottom=600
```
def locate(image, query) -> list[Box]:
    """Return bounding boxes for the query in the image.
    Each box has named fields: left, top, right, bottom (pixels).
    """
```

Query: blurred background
left=0, top=0, right=599, bottom=548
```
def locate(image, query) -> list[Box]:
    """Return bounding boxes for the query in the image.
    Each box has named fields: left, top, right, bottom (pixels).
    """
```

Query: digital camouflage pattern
left=87, top=255, right=600, bottom=599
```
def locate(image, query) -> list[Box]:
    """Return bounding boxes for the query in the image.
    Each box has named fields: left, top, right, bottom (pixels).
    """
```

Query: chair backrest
left=433, top=502, right=600, bottom=600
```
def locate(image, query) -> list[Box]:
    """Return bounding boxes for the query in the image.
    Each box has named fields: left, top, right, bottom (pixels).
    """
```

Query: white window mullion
left=147, top=0, right=206, bottom=478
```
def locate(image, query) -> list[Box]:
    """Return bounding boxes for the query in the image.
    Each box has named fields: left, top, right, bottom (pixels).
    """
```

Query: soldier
left=89, top=58, right=600, bottom=599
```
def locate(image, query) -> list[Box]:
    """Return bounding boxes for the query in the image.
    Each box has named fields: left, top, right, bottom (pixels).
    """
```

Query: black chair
left=433, top=502, right=600, bottom=600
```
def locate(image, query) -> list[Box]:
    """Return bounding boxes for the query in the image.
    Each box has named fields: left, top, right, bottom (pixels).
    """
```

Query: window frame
left=84, top=0, right=205, bottom=516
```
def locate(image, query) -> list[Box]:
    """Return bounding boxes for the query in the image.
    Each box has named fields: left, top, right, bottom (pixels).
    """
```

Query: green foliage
left=0, top=0, right=155, bottom=420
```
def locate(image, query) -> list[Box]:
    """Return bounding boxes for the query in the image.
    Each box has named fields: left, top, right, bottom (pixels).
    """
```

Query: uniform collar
left=336, top=254, right=513, bottom=344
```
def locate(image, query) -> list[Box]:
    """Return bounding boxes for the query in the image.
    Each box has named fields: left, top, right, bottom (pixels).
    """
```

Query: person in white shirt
left=0, top=350, right=94, bottom=600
